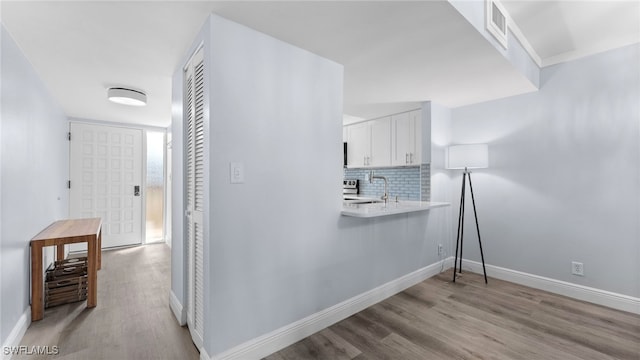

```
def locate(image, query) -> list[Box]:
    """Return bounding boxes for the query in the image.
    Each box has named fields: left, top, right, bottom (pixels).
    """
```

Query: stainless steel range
left=343, top=179, right=359, bottom=199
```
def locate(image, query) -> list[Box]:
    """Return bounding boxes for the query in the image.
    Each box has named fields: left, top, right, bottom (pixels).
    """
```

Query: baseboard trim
left=206, top=256, right=638, bottom=359
left=1, top=308, right=30, bottom=360
left=460, top=259, right=640, bottom=315
left=200, top=346, right=211, bottom=360
left=169, top=290, right=187, bottom=326
left=209, top=259, right=447, bottom=360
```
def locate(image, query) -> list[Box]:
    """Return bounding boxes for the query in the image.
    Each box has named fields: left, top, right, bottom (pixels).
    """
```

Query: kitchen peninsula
left=342, top=200, right=448, bottom=218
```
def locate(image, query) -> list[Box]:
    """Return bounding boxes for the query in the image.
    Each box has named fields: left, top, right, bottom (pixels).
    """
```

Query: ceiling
left=1, top=1, right=638, bottom=128
left=502, top=0, right=640, bottom=66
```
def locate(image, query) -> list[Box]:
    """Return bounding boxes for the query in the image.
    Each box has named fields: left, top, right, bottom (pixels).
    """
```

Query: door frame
left=68, top=119, right=168, bottom=251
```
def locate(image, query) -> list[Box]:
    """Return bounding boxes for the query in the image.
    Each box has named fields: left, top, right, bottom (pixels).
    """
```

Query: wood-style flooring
left=17, top=245, right=639, bottom=360
left=16, top=243, right=199, bottom=360
left=266, top=271, right=640, bottom=360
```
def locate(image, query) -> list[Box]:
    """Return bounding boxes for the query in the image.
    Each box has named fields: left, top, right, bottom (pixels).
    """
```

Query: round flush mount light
left=107, top=87, right=147, bottom=106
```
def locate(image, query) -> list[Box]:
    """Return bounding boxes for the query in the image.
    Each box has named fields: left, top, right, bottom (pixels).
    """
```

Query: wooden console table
left=30, top=218, right=102, bottom=321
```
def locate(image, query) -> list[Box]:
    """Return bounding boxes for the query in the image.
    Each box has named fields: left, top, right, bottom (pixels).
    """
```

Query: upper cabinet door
left=392, top=112, right=411, bottom=166
left=392, top=110, right=421, bottom=165
left=370, top=117, right=391, bottom=167
left=408, top=109, right=422, bottom=164
left=346, top=121, right=370, bottom=167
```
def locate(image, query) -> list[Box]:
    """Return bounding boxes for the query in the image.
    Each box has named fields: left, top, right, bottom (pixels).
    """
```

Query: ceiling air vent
left=486, top=0, right=508, bottom=49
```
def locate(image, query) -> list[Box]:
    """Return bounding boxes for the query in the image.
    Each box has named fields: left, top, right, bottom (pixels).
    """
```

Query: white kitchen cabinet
left=346, top=121, right=370, bottom=167
left=408, top=109, right=422, bottom=164
left=345, top=110, right=423, bottom=168
left=346, top=117, right=391, bottom=168
left=391, top=110, right=421, bottom=166
left=370, top=117, right=391, bottom=167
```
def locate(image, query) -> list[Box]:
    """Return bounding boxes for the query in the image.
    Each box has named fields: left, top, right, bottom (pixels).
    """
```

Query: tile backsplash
left=420, top=163, right=430, bottom=201
left=344, top=164, right=430, bottom=201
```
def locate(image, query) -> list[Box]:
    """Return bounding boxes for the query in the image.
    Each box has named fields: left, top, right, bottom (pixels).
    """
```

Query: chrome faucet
left=369, top=171, right=389, bottom=203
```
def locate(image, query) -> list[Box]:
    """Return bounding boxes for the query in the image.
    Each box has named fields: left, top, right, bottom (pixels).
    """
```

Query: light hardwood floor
left=18, top=246, right=639, bottom=360
left=266, top=271, right=640, bottom=360
left=16, top=243, right=199, bottom=360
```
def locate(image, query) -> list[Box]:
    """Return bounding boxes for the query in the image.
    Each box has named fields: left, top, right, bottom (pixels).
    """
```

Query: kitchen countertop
left=341, top=200, right=449, bottom=218
left=342, top=196, right=384, bottom=205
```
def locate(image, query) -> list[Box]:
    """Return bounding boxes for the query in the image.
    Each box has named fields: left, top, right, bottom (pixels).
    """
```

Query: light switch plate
left=230, top=162, right=245, bottom=184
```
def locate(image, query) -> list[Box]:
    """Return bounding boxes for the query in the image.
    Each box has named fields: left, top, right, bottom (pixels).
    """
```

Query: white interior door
left=70, top=123, right=143, bottom=250
left=185, top=47, right=205, bottom=349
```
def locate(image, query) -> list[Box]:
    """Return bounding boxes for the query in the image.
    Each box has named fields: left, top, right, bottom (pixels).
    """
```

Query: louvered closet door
left=185, top=47, right=205, bottom=349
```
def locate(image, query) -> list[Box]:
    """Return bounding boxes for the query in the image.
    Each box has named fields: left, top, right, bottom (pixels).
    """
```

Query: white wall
left=204, top=14, right=345, bottom=353
left=170, top=14, right=451, bottom=357
left=1, top=25, right=69, bottom=346
left=164, top=132, right=172, bottom=248
left=450, top=44, right=640, bottom=298
left=170, top=55, right=186, bottom=320
left=428, top=102, right=455, bottom=257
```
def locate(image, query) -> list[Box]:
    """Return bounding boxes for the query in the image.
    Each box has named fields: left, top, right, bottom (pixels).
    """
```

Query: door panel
left=392, top=112, right=411, bottom=166
left=185, top=47, right=205, bottom=349
left=70, top=123, right=143, bottom=250
left=346, top=122, right=369, bottom=167
left=370, top=117, right=391, bottom=167
left=409, top=110, right=422, bottom=164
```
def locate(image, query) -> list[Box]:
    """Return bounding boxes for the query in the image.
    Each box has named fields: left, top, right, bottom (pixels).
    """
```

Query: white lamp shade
left=446, top=144, right=488, bottom=169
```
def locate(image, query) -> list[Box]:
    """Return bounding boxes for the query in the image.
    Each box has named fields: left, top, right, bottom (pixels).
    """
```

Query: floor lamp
left=447, top=144, right=488, bottom=284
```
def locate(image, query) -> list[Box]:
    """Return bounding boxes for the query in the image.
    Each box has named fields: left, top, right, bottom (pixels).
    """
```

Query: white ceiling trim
left=492, top=0, right=543, bottom=67
left=542, top=37, right=640, bottom=67
left=505, top=19, right=542, bottom=67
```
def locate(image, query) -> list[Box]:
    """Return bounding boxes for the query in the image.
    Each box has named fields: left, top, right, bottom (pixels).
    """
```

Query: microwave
left=343, top=142, right=347, bottom=167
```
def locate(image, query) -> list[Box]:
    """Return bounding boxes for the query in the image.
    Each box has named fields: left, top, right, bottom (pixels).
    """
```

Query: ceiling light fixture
left=107, top=87, right=147, bottom=106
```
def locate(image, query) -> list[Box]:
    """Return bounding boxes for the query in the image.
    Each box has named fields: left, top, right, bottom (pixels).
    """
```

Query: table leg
left=31, top=244, right=44, bottom=321
left=56, top=245, right=65, bottom=262
left=97, top=228, right=102, bottom=270
left=87, top=237, right=97, bottom=308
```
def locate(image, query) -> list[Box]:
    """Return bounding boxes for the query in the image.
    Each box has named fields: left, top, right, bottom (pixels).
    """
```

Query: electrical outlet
left=438, top=244, right=443, bottom=256
left=571, top=261, right=584, bottom=276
